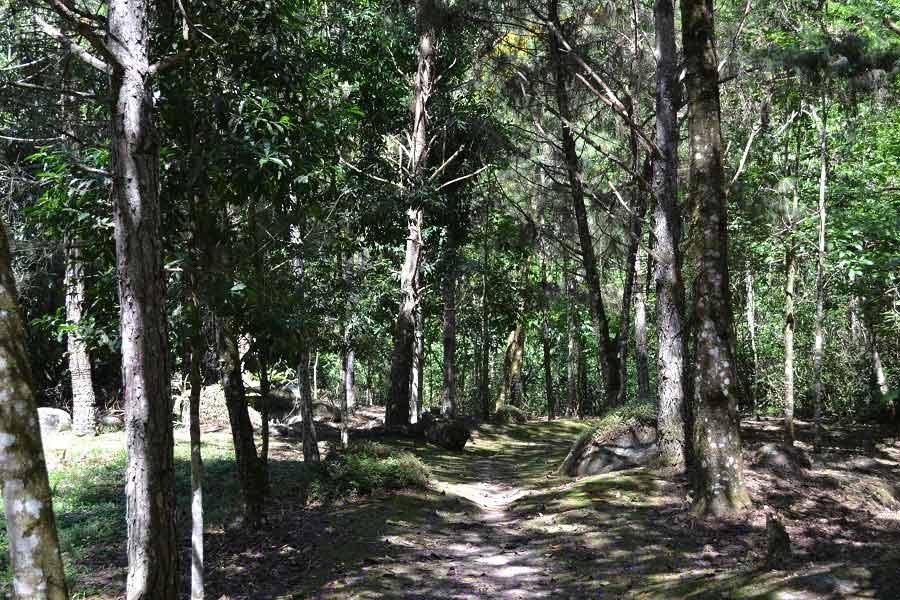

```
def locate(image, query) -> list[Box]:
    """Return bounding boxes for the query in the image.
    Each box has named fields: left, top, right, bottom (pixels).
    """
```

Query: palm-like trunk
left=653, top=0, right=687, bottom=467
left=0, top=221, right=68, bottom=599
left=682, top=0, right=750, bottom=514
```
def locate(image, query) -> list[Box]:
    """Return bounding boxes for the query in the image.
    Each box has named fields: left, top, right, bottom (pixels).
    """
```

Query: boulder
left=99, top=414, right=124, bottom=430
left=38, top=407, right=72, bottom=435
left=425, top=418, right=471, bottom=452
left=493, top=405, right=528, bottom=424
left=560, top=424, right=657, bottom=477
left=755, top=443, right=811, bottom=476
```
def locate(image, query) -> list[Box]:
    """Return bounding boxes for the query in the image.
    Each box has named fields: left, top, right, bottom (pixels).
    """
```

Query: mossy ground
left=1, top=417, right=898, bottom=599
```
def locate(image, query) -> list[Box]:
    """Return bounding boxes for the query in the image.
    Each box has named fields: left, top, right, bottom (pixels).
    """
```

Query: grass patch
left=0, top=434, right=430, bottom=596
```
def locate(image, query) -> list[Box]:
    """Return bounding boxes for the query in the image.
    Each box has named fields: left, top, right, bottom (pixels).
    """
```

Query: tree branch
left=885, top=16, right=900, bottom=36
left=149, top=49, right=193, bottom=75
left=34, top=15, right=109, bottom=73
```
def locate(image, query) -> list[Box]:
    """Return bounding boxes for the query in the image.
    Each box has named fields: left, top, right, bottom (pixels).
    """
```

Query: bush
left=308, top=441, right=431, bottom=502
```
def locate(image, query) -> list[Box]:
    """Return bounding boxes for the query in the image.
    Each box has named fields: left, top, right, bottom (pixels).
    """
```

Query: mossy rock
left=493, top=405, right=528, bottom=424
left=559, top=402, right=657, bottom=477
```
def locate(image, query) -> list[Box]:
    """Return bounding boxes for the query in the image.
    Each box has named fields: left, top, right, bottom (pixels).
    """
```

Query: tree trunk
left=340, top=347, right=350, bottom=448
left=442, top=243, right=457, bottom=417
left=187, top=304, right=204, bottom=600
left=634, top=252, right=651, bottom=404
left=388, top=0, right=434, bottom=428
left=811, top=101, right=828, bottom=451
left=746, top=270, right=759, bottom=419
left=297, top=348, right=320, bottom=463
left=541, top=245, right=554, bottom=420
left=499, top=260, right=528, bottom=410
left=565, top=264, right=583, bottom=418
left=547, top=0, right=620, bottom=409
left=410, top=289, right=424, bottom=424
left=65, top=241, right=97, bottom=436
left=480, top=219, right=491, bottom=419
left=783, top=225, right=797, bottom=446
left=259, top=350, right=271, bottom=470
left=0, top=220, right=68, bottom=599
left=682, top=0, right=750, bottom=515
left=216, top=319, right=265, bottom=523
left=107, top=1, right=179, bottom=591
left=653, top=0, right=687, bottom=467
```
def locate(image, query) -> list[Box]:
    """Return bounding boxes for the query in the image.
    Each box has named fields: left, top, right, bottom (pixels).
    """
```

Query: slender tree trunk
left=653, top=0, right=687, bottom=467
left=187, top=312, right=204, bottom=600
left=340, top=347, right=350, bottom=448
left=312, top=351, right=319, bottom=404
left=106, top=1, right=179, bottom=591
left=290, top=226, right=320, bottom=463
left=682, top=0, right=750, bottom=515
left=65, top=241, right=97, bottom=436
left=746, top=270, right=759, bottom=419
left=499, top=261, right=528, bottom=409
left=0, top=221, right=68, bottom=599
left=442, top=240, right=457, bottom=417
left=259, top=350, right=270, bottom=470
left=811, top=101, right=828, bottom=451
left=541, top=242, right=554, bottom=420
left=547, top=0, right=620, bottom=408
left=783, top=225, right=797, bottom=445
left=634, top=251, right=651, bottom=404
left=871, top=334, right=889, bottom=397
left=388, top=0, right=434, bottom=428
left=410, top=286, right=424, bottom=423
left=480, top=219, right=491, bottom=419
left=565, top=263, right=583, bottom=418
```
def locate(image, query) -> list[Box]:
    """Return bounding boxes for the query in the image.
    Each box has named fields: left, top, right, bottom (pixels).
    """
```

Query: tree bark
left=499, top=260, right=528, bottom=410
left=811, top=101, right=828, bottom=451
left=388, top=0, right=434, bottom=428
left=106, top=0, right=180, bottom=591
left=682, top=0, right=750, bottom=515
left=297, top=348, right=320, bottom=463
left=745, top=269, right=759, bottom=419
left=634, top=252, right=651, bottom=404
left=441, top=240, right=457, bottom=417
left=0, top=220, right=68, bottom=600
left=479, top=214, right=491, bottom=419
left=540, top=237, right=554, bottom=420
left=547, top=0, right=620, bottom=409
left=410, top=285, right=424, bottom=424
left=653, top=0, right=687, bottom=467
left=783, top=218, right=797, bottom=446
left=65, top=241, right=97, bottom=436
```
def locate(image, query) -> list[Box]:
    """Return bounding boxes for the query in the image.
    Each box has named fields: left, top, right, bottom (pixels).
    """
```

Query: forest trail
left=303, top=419, right=900, bottom=600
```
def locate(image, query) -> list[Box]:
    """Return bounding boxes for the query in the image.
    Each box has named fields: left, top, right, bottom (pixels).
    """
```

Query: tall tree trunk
left=186, top=293, right=204, bottom=600
left=65, top=241, right=97, bottom=436
left=259, top=350, right=271, bottom=470
left=783, top=222, right=797, bottom=446
left=499, top=261, right=528, bottom=409
left=410, top=284, right=424, bottom=424
left=565, top=263, right=583, bottom=418
left=388, top=0, right=434, bottom=428
left=61, top=60, right=97, bottom=438
left=745, top=269, right=759, bottom=419
left=442, top=240, right=457, bottom=417
left=0, top=221, right=68, bottom=599
left=682, top=0, right=750, bottom=515
left=634, top=251, right=651, bottom=404
left=480, top=217, right=491, bottom=419
left=653, top=0, right=687, bottom=467
left=291, top=227, right=320, bottom=463
left=811, top=101, right=828, bottom=451
left=312, top=351, right=319, bottom=403
left=107, top=1, right=179, bottom=591
left=871, top=334, right=889, bottom=397
left=541, top=242, right=554, bottom=420
left=547, top=0, right=620, bottom=408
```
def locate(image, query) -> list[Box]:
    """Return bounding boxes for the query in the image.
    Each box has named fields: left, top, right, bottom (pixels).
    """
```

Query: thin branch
left=437, top=164, right=491, bottom=190
left=149, top=49, right=192, bottom=75
left=339, top=157, right=406, bottom=191
left=0, top=58, right=46, bottom=72
left=726, top=124, right=762, bottom=196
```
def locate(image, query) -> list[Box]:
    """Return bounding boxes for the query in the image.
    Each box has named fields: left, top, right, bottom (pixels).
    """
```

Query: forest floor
left=4, top=413, right=900, bottom=599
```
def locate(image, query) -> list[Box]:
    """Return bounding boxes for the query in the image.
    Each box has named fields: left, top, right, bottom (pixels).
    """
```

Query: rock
left=38, top=407, right=72, bottom=434
left=99, top=414, right=124, bottom=430
left=755, top=443, right=811, bottom=475
left=425, top=418, right=471, bottom=451
left=270, top=423, right=301, bottom=438
left=493, top=406, right=528, bottom=424
left=560, top=424, right=657, bottom=477
left=765, top=513, right=792, bottom=568
left=271, top=385, right=342, bottom=422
